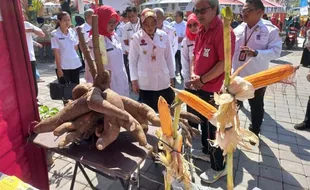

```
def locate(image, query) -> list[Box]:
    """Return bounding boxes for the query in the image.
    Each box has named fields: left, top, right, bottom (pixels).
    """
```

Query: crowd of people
left=24, top=0, right=310, bottom=185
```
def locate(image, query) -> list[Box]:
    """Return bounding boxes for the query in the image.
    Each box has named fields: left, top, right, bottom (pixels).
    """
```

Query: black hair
left=245, top=0, right=265, bottom=11
left=121, top=11, right=127, bottom=18
left=55, top=11, right=70, bottom=29
left=175, top=11, right=184, bottom=19
left=75, top=15, right=85, bottom=26
left=126, top=6, right=137, bottom=13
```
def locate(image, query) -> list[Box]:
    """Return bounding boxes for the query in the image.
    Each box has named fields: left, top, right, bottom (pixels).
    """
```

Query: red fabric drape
left=0, top=1, right=49, bottom=189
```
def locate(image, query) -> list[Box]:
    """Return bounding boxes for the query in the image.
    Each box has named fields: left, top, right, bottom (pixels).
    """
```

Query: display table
left=30, top=126, right=159, bottom=190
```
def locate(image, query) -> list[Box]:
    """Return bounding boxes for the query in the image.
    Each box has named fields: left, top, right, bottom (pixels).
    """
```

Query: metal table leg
left=77, top=162, right=99, bottom=190
left=70, top=162, right=78, bottom=190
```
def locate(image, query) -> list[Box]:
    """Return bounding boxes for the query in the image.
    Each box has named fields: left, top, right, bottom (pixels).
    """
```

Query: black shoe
left=294, top=122, right=310, bottom=131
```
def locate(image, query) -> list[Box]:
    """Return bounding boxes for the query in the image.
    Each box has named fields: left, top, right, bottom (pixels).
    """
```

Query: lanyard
left=244, top=26, right=259, bottom=46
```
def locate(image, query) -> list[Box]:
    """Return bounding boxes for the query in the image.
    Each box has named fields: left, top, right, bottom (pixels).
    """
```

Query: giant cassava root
left=33, top=15, right=201, bottom=151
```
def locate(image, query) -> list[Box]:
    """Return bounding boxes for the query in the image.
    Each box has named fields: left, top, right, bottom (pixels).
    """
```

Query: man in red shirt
left=188, top=0, right=236, bottom=184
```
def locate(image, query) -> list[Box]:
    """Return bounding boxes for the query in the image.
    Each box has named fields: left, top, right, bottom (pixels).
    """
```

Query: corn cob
left=175, top=90, right=217, bottom=120
left=158, top=96, right=173, bottom=137
left=244, top=64, right=296, bottom=89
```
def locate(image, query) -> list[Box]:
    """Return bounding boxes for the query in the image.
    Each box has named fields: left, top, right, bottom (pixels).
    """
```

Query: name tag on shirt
left=187, top=44, right=194, bottom=47
left=59, top=38, right=65, bottom=40
left=127, top=29, right=133, bottom=31
left=106, top=48, right=114, bottom=52
left=256, top=35, right=260, bottom=40
left=140, top=43, right=147, bottom=46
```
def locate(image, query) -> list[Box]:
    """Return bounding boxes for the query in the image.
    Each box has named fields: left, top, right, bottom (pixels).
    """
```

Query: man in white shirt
left=122, top=7, right=141, bottom=81
left=81, top=9, right=94, bottom=42
left=153, top=8, right=178, bottom=55
left=232, top=0, right=282, bottom=141
left=24, top=21, right=45, bottom=105
left=116, top=11, right=130, bottom=82
left=170, top=11, right=186, bottom=78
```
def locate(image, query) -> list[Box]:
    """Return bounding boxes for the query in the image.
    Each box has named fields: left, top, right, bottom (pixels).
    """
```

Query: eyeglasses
left=194, top=7, right=211, bottom=15
left=241, top=8, right=256, bottom=14
left=187, top=23, right=198, bottom=28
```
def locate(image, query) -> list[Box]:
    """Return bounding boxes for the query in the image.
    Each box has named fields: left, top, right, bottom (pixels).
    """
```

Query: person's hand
left=57, top=68, right=64, bottom=78
left=125, top=51, right=129, bottom=55
left=25, top=28, right=34, bottom=33
left=38, top=43, right=43, bottom=48
left=189, top=75, right=204, bottom=90
left=132, top=80, right=139, bottom=94
left=170, top=78, right=175, bottom=87
left=307, top=72, right=310, bottom=82
left=240, top=46, right=256, bottom=57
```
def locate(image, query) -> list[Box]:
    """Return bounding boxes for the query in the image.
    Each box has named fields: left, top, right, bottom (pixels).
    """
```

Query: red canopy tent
left=0, top=0, right=49, bottom=189
left=219, top=0, right=244, bottom=5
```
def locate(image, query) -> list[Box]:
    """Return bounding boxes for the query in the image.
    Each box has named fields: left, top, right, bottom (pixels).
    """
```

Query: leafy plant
left=39, top=105, right=59, bottom=119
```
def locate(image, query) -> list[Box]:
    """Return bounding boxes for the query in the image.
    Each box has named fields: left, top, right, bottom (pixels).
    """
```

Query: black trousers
left=185, top=88, right=199, bottom=129
left=30, top=61, right=38, bottom=97
left=55, top=68, right=80, bottom=85
left=304, top=96, right=310, bottom=126
left=248, top=87, right=267, bottom=135
left=195, top=90, right=225, bottom=171
left=175, top=50, right=182, bottom=74
left=78, top=46, right=85, bottom=69
left=123, top=54, right=130, bottom=82
left=139, top=87, right=175, bottom=112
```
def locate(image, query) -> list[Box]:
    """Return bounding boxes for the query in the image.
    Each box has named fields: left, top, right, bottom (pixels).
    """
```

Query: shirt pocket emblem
left=203, top=48, right=211, bottom=57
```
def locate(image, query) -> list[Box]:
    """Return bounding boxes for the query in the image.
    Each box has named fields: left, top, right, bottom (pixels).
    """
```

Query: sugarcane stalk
left=222, top=7, right=235, bottom=190
left=227, top=152, right=234, bottom=190
left=222, top=7, right=233, bottom=87
left=76, top=27, right=97, bottom=80
left=172, top=97, right=181, bottom=139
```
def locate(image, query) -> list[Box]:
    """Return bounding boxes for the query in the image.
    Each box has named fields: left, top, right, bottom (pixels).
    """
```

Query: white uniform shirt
left=170, top=20, right=186, bottom=50
left=24, top=21, right=41, bottom=61
left=181, top=37, right=195, bottom=86
left=80, top=22, right=91, bottom=42
left=122, top=20, right=141, bottom=53
left=115, top=21, right=127, bottom=54
left=232, top=19, right=282, bottom=77
left=88, top=34, right=130, bottom=97
left=129, top=29, right=175, bottom=91
left=161, top=24, right=178, bottom=55
left=51, top=28, right=82, bottom=70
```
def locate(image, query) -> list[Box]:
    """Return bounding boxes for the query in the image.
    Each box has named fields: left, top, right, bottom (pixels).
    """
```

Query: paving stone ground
left=36, top=39, right=310, bottom=190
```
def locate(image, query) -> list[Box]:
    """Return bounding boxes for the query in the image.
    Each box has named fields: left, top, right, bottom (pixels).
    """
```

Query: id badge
left=238, top=50, right=246, bottom=61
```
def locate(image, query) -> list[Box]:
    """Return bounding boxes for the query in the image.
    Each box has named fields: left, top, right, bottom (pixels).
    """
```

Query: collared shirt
left=170, top=20, right=187, bottom=50
left=194, top=16, right=236, bottom=92
left=88, top=34, right=129, bottom=97
left=129, top=29, right=175, bottom=91
left=181, top=37, right=195, bottom=85
left=122, top=19, right=141, bottom=52
left=161, top=24, right=178, bottom=55
left=51, top=28, right=82, bottom=70
left=24, top=21, right=41, bottom=61
left=232, top=19, right=282, bottom=77
left=80, top=22, right=91, bottom=42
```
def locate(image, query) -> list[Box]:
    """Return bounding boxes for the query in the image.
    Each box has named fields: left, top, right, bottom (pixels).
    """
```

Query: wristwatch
left=253, top=50, right=258, bottom=57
